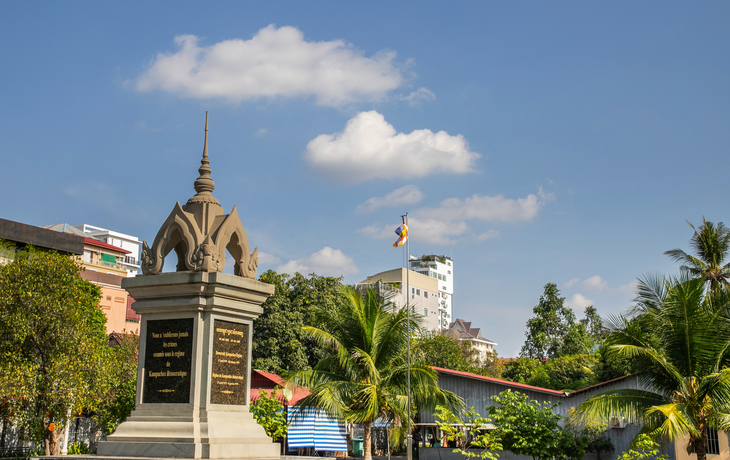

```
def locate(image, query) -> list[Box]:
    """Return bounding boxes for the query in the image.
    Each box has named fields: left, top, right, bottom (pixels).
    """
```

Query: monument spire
left=193, top=111, right=215, bottom=196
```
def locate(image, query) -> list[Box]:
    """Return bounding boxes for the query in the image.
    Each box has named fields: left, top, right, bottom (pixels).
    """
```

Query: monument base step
left=96, top=440, right=281, bottom=459
left=34, top=456, right=280, bottom=460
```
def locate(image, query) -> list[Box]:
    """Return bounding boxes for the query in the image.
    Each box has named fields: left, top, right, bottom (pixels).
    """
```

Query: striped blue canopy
left=287, top=407, right=347, bottom=452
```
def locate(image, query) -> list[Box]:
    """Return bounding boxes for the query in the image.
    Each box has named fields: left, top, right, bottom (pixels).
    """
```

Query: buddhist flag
left=393, top=220, right=408, bottom=247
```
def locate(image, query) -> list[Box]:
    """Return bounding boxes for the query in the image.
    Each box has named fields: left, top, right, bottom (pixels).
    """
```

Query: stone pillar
left=97, top=271, right=279, bottom=459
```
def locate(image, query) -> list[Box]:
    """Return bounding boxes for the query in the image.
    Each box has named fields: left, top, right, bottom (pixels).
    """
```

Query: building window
left=443, top=275, right=447, bottom=282
left=424, top=291, right=427, bottom=297
left=448, top=270, right=451, bottom=274
left=412, top=287, right=415, bottom=294
left=423, top=308, right=428, bottom=316
left=447, top=262, right=451, bottom=266
left=689, top=428, right=719, bottom=455
left=707, top=427, right=719, bottom=455
left=416, top=289, right=420, bottom=295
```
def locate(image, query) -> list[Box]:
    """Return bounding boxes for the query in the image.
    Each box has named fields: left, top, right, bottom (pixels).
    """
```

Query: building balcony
left=81, top=257, right=125, bottom=271
left=123, top=255, right=139, bottom=266
left=97, top=259, right=125, bottom=270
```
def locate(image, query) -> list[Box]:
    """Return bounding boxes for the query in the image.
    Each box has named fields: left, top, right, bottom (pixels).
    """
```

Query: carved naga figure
left=140, top=112, right=259, bottom=279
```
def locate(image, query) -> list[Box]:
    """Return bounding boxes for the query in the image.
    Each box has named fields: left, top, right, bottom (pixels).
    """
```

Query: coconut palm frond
left=287, top=286, right=461, bottom=460
left=699, top=369, right=730, bottom=412
left=577, top=389, right=668, bottom=424
left=646, top=403, right=700, bottom=441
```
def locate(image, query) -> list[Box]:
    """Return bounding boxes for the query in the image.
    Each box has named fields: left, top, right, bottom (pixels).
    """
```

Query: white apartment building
left=408, top=255, right=453, bottom=330
left=356, top=268, right=442, bottom=333
left=73, top=224, right=141, bottom=277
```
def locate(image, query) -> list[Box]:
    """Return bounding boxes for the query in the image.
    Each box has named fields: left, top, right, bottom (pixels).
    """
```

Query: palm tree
left=665, top=218, right=730, bottom=291
left=577, top=275, right=730, bottom=460
left=287, top=286, right=462, bottom=460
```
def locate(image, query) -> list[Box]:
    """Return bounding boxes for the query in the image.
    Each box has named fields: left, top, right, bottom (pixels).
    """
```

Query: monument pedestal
left=98, top=272, right=279, bottom=459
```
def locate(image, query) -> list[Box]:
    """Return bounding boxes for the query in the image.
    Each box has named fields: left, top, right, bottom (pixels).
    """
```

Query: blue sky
left=2, top=2, right=729, bottom=356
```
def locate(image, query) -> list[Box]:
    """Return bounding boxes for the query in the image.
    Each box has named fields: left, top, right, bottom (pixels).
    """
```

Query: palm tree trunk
left=363, top=421, right=372, bottom=460
left=695, top=438, right=707, bottom=460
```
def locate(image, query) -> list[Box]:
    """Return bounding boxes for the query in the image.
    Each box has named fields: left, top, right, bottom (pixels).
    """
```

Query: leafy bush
left=250, top=388, right=288, bottom=441
left=67, top=441, right=90, bottom=455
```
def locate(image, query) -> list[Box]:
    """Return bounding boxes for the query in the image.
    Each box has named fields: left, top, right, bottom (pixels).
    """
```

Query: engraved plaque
left=210, top=320, right=249, bottom=405
left=142, top=318, right=194, bottom=404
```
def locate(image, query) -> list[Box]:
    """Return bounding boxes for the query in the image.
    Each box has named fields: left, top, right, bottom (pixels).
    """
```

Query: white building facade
left=356, top=268, right=442, bottom=333
left=408, top=255, right=453, bottom=330
left=73, top=224, right=141, bottom=277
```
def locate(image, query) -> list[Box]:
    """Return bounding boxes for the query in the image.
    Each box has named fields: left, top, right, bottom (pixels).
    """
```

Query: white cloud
left=135, top=26, right=405, bottom=106
left=565, top=293, right=594, bottom=311
left=357, top=224, right=394, bottom=240
left=408, top=217, right=469, bottom=245
left=615, top=280, right=639, bottom=294
left=257, top=252, right=281, bottom=266
left=254, top=128, right=268, bottom=137
left=419, top=193, right=544, bottom=224
left=399, top=87, right=436, bottom=105
left=357, top=218, right=469, bottom=245
left=581, top=275, right=608, bottom=291
left=356, top=185, right=423, bottom=213
left=305, top=111, right=480, bottom=183
left=475, top=230, right=500, bottom=241
left=562, top=278, right=580, bottom=289
left=357, top=188, right=552, bottom=245
left=277, top=247, right=359, bottom=277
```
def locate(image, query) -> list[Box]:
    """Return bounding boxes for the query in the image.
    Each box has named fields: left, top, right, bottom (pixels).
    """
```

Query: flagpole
left=402, top=212, right=412, bottom=460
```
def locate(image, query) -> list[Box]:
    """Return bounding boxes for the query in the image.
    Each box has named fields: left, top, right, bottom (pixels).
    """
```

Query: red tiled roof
left=84, top=237, right=131, bottom=254
left=431, top=366, right=567, bottom=396
left=250, top=370, right=310, bottom=406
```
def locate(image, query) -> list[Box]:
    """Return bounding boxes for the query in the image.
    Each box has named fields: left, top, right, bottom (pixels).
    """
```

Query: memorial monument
left=97, top=113, right=280, bottom=459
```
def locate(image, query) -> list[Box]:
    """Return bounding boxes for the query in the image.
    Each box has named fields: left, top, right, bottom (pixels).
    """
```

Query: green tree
left=577, top=275, right=730, bottom=460
left=520, top=283, right=591, bottom=360
left=501, top=358, right=541, bottom=384
left=253, top=271, right=310, bottom=372
left=253, top=271, right=350, bottom=372
left=618, top=434, right=668, bottom=460
left=287, top=272, right=350, bottom=367
left=581, top=305, right=607, bottom=347
left=413, top=332, right=502, bottom=377
left=288, top=287, right=462, bottom=460
left=251, top=388, right=288, bottom=442
left=0, top=247, right=108, bottom=455
left=434, top=405, right=502, bottom=460
left=527, top=354, right=598, bottom=391
left=564, top=408, right=613, bottom=460
left=594, top=341, right=634, bottom=382
left=487, top=390, right=582, bottom=460
left=665, top=217, right=730, bottom=291
left=93, top=332, right=139, bottom=435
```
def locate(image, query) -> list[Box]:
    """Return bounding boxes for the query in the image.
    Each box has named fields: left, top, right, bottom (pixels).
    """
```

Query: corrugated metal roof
left=431, top=366, right=567, bottom=396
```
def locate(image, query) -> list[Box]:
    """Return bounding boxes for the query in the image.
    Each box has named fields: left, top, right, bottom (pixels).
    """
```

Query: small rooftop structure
left=445, top=318, right=497, bottom=360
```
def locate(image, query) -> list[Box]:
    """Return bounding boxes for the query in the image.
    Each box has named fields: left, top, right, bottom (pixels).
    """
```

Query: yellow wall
left=98, top=284, right=130, bottom=334
left=674, top=431, right=729, bottom=459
